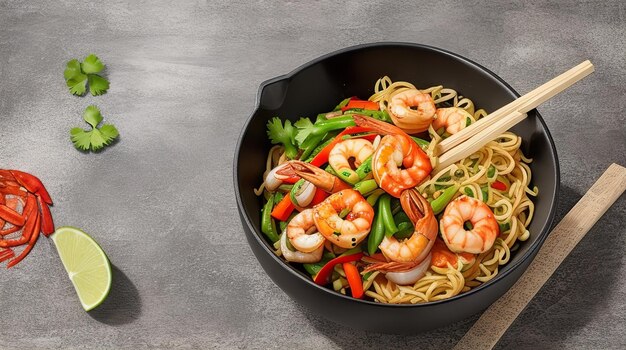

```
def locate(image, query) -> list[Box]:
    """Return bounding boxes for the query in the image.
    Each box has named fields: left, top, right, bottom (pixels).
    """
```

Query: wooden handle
left=436, top=60, right=594, bottom=157
left=453, top=163, right=626, bottom=350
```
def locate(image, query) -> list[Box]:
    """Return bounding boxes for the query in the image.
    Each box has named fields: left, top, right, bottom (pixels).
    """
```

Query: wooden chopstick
left=434, top=60, right=594, bottom=159
left=433, top=111, right=527, bottom=173
left=452, top=163, right=626, bottom=350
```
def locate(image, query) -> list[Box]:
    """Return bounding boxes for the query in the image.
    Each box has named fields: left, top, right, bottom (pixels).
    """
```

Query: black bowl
left=234, top=42, right=559, bottom=333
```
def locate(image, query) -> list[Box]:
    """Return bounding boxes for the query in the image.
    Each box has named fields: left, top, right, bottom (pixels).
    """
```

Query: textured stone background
left=1, top=1, right=625, bottom=349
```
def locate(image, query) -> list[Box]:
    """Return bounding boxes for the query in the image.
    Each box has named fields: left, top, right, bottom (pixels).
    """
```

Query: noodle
left=364, top=77, right=537, bottom=304
left=259, top=76, right=537, bottom=304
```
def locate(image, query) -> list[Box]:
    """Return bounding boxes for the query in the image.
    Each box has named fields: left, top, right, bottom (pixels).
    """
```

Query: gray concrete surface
left=1, top=0, right=625, bottom=349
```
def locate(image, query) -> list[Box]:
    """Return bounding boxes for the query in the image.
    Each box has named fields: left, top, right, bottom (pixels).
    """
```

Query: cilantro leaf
left=294, top=117, right=315, bottom=146
left=266, top=117, right=298, bottom=159
left=88, top=74, right=109, bottom=96
left=83, top=105, right=103, bottom=128
left=70, top=105, right=119, bottom=152
left=81, top=54, right=105, bottom=74
left=63, top=54, right=109, bottom=96
left=64, top=59, right=88, bottom=96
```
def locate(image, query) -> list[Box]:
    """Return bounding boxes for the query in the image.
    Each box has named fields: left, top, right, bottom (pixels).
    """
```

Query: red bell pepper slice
left=271, top=194, right=295, bottom=221
left=313, top=252, right=364, bottom=285
left=491, top=180, right=507, bottom=191
left=310, top=126, right=373, bottom=167
left=309, top=188, right=329, bottom=206
left=342, top=262, right=364, bottom=299
left=341, top=99, right=380, bottom=112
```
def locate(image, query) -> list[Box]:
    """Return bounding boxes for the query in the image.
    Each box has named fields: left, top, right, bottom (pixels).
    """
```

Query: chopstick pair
left=432, top=60, right=595, bottom=174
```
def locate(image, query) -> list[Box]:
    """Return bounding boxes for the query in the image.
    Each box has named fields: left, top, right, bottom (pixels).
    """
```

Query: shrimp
left=280, top=231, right=323, bottom=263
left=286, top=209, right=325, bottom=253
left=265, top=162, right=300, bottom=191
left=353, top=115, right=432, bottom=198
left=387, top=89, right=436, bottom=133
left=313, top=189, right=374, bottom=249
left=378, top=189, right=438, bottom=264
left=430, top=238, right=476, bottom=269
left=285, top=160, right=352, bottom=193
left=432, top=107, right=471, bottom=135
left=328, top=139, right=374, bottom=184
left=440, top=195, right=499, bottom=254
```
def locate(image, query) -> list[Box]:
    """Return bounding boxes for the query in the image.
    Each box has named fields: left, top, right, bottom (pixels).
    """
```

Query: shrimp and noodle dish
left=255, top=77, right=538, bottom=304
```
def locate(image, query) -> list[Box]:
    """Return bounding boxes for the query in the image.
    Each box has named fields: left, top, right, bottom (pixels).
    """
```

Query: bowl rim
left=234, top=41, right=560, bottom=307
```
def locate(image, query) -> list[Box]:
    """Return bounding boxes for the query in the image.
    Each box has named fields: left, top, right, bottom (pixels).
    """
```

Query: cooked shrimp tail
left=376, top=189, right=438, bottom=263
left=287, top=160, right=351, bottom=193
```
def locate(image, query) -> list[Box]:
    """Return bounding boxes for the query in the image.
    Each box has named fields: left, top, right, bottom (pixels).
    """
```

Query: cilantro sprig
left=64, top=54, right=110, bottom=96
left=266, top=117, right=298, bottom=159
left=70, top=106, right=119, bottom=151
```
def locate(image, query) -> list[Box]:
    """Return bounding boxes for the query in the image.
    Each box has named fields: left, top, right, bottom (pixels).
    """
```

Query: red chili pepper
left=310, top=126, right=373, bottom=167
left=342, top=262, right=364, bottom=299
left=313, top=252, right=364, bottom=285
left=341, top=99, right=380, bottom=112
left=310, top=188, right=329, bottom=206
left=271, top=194, right=295, bottom=221
left=281, top=176, right=300, bottom=184
left=0, top=249, right=15, bottom=263
left=491, top=181, right=507, bottom=191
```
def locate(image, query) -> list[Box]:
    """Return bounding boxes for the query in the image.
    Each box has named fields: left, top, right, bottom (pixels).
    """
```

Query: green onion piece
left=354, top=179, right=378, bottom=195
left=487, top=165, right=496, bottom=179
left=499, top=221, right=510, bottom=232
left=431, top=184, right=460, bottom=215
left=366, top=189, right=385, bottom=206
left=466, top=117, right=472, bottom=127
left=481, top=186, right=489, bottom=203
left=339, top=208, right=351, bottom=219
left=334, top=97, right=351, bottom=111
left=464, top=187, right=475, bottom=198
left=355, top=156, right=373, bottom=180
left=362, top=271, right=373, bottom=281
left=324, top=165, right=338, bottom=176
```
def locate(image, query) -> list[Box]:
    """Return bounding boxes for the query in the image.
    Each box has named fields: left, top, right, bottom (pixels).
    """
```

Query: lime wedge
left=51, top=226, right=112, bottom=311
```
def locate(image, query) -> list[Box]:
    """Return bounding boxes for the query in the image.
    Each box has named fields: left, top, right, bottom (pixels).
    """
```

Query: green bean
left=304, top=136, right=334, bottom=162
left=261, top=196, right=279, bottom=242
left=379, top=195, right=398, bottom=237
left=302, top=251, right=335, bottom=276
left=300, top=134, right=325, bottom=160
left=279, top=212, right=297, bottom=233
left=366, top=189, right=385, bottom=206
left=355, top=156, right=373, bottom=180
left=367, top=204, right=385, bottom=255
left=354, top=179, right=378, bottom=195
left=312, top=116, right=355, bottom=136
left=431, top=184, right=460, bottom=215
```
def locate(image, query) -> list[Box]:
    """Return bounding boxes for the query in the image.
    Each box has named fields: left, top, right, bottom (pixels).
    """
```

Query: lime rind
left=52, top=226, right=112, bottom=311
